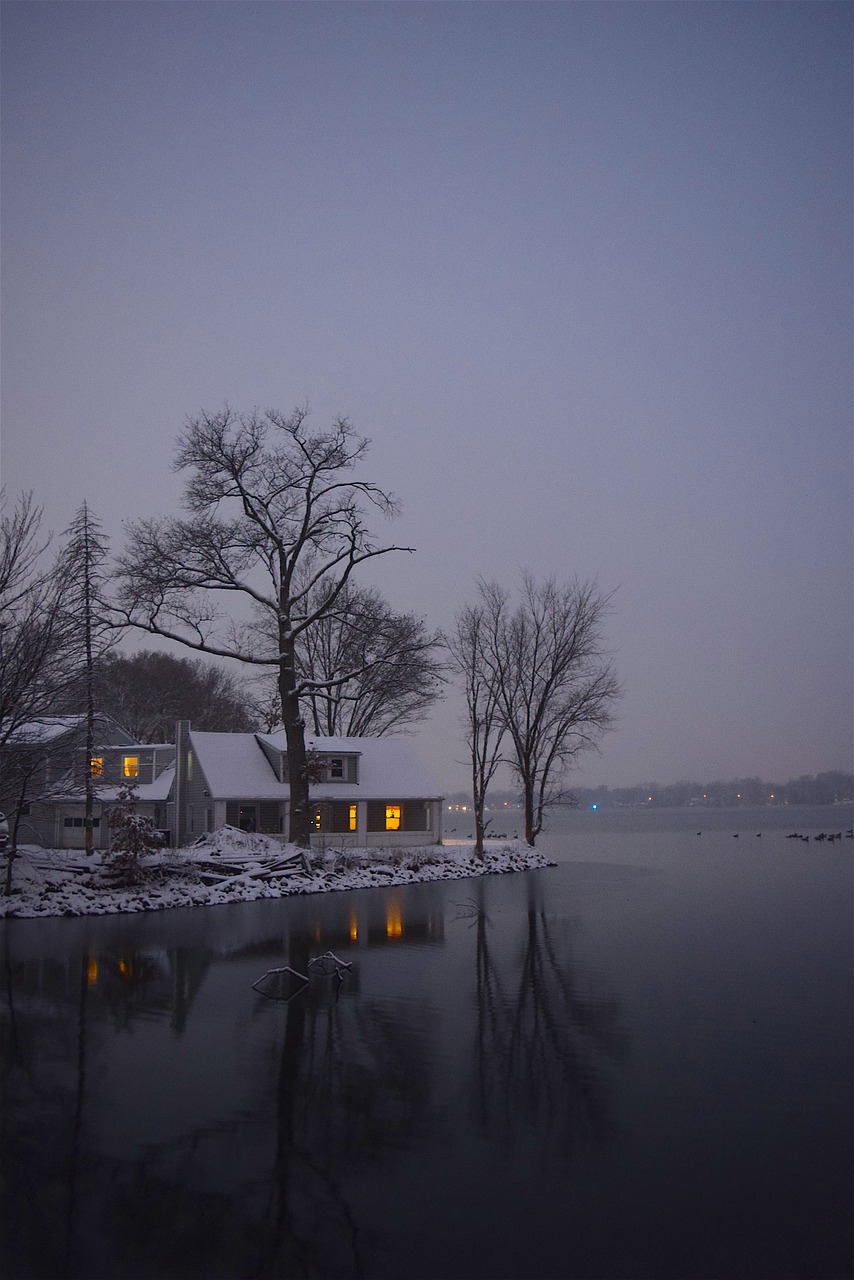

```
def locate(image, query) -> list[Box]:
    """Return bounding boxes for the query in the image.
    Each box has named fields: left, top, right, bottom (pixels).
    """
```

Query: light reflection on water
left=1, top=808, right=852, bottom=1280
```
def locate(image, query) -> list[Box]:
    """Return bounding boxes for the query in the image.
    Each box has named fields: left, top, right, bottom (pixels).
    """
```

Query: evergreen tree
left=60, top=503, right=112, bottom=853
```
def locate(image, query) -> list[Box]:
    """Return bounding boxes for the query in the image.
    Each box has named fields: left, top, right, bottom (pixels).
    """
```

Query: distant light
left=591, top=803, right=598, bottom=811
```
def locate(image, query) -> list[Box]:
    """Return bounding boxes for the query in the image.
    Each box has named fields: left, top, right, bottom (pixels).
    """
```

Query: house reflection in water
left=73, top=946, right=214, bottom=1034
left=306, top=890, right=444, bottom=953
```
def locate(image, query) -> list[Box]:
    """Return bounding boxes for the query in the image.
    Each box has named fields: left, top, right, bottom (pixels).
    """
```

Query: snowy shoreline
left=0, top=829, right=553, bottom=920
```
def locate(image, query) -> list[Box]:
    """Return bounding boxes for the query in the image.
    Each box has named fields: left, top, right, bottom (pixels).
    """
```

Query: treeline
left=458, top=772, right=853, bottom=811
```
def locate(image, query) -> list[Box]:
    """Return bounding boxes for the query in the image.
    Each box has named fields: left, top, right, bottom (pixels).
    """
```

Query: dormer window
left=330, top=758, right=344, bottom=779
left=123, top=756, right=139, bottom=779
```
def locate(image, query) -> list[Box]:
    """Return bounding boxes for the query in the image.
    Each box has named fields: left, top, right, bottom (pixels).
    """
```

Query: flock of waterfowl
left=696, top=829, right=853, bottom=842
left=783, top=829, right=852, bottom=843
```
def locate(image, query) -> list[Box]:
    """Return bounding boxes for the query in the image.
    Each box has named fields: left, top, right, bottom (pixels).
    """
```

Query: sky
left=2, top=1, right=852, bottom=796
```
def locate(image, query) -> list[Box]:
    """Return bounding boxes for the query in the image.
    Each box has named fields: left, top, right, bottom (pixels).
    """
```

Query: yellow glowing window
left=312, top=807, right=323, bottom=830
left=86, top=957, right=99, bottom=985
left=123, top=756, right=139, bottom=779
left=385, top=805, right=401, bottom=831
left=349, top=804, right=357, bottom=832
left=90, top=757, right=103, bottom=778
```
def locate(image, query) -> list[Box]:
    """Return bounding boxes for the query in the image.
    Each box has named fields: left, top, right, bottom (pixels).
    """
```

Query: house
left=0, top=713, right=176, bottom=850
left=177, top=725, right=443, bottom=847
left=1, top=717, right=444, bottom=849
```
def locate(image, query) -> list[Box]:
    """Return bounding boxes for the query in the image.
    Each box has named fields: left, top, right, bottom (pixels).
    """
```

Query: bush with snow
left=107, top=786, right=164, bottom=885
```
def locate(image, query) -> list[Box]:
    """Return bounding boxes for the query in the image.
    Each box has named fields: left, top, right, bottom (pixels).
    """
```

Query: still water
left=2, top=807, right=852, bottom=1280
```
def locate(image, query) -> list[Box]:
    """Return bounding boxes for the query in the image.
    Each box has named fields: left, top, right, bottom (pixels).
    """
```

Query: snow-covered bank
left=0, top=829, right=553, bottom=919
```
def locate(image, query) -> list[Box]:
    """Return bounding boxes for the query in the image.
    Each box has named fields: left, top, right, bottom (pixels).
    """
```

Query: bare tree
left=246, top=681, right=286, bottom=734
left=59, top=503, right=113, bottom=852
left=447, top=604, right=507, bottom=856
left=2, top=734, right=55, bottom=895
left=290, top=581, right=443, bottom=736
left=478, top=574, right=620, bottom=846
left=114, top=407, right=413, bottom=846
left=0, top=492, right=75, bottom=749
left=89, top=650, right=255, bottom=741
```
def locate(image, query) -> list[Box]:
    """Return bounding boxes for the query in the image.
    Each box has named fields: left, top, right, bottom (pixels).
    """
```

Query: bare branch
left=115, top=406, right=414, bottom=847
left=469, top=574, right=620, bottom=845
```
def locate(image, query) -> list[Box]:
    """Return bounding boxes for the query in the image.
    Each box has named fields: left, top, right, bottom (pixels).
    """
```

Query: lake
left=2, top=806, right=852, bottom=1280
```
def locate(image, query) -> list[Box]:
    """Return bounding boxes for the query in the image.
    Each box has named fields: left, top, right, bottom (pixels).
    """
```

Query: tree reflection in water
left=470, top=875, right=627, bottom=1153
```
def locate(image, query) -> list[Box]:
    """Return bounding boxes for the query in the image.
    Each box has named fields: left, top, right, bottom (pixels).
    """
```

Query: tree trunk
left=278, top=641, right=311, bottom=848
left=4, top=776, right=28, bottom=895
left=523, top=784, right=538, bottom=847
left=472, top=758, right=485, bottom=857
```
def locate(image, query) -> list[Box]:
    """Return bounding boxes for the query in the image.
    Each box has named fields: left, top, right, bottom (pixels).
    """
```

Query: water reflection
left=470, top=876, right=627, bottom=1155
left=1, top=873, right=624, bottom=1279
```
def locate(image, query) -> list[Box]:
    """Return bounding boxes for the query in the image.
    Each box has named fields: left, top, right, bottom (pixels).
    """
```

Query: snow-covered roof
left=46, top=764, right=177, bottom=805
left=98, top=764, right=176, bottom=803
left=257, top=732, right=441, bottom=800
left=5, top=715, right=87, bottom=744
left=188, top=731, right=440, bottom=800
left=190, top=732, right=284, bottom=800
left=3, top=713, right=139, bottom=747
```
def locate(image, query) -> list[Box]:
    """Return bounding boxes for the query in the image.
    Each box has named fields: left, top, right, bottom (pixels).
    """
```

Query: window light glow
left=90, top=757, right=103, bottom=778
left=87, top=957, right=99, bottom=985
left=385, top=804, right=401, bottom=831
left=386, top=903, right=403, bottom=938
left=123, top=757, right=139, bottom=779
left=349, top=804, right=357, bottom=831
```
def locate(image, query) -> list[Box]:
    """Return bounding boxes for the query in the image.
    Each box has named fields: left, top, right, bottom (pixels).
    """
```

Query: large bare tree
left=292, top=581, right=443, bottom=737
left=476, top=574, right=620, bottom=846
left=114, top=407, right=413, bottom=847
left=446, top=603, right=507, bottom=856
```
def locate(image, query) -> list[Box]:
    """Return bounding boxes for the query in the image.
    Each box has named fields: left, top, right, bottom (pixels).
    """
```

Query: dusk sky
left=2, top=1, right=851, bottom=795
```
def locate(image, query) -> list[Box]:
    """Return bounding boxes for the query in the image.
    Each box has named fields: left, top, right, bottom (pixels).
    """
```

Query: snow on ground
left=0, top=828, right=553, bottom=919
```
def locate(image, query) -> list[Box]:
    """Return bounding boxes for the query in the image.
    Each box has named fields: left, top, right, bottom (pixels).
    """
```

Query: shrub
left=107, top=786, right=163, bottom=886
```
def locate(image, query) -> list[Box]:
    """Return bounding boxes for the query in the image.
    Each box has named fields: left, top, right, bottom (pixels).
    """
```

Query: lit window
left=349, top=804, right=357, bottom=832
left=312, top=807, right=323, bottom=830
left=123, top=757, right=139, bottom=779
left=385, top=804, right=401, bottom=831
left=90, top=757, right=103, bottom=778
